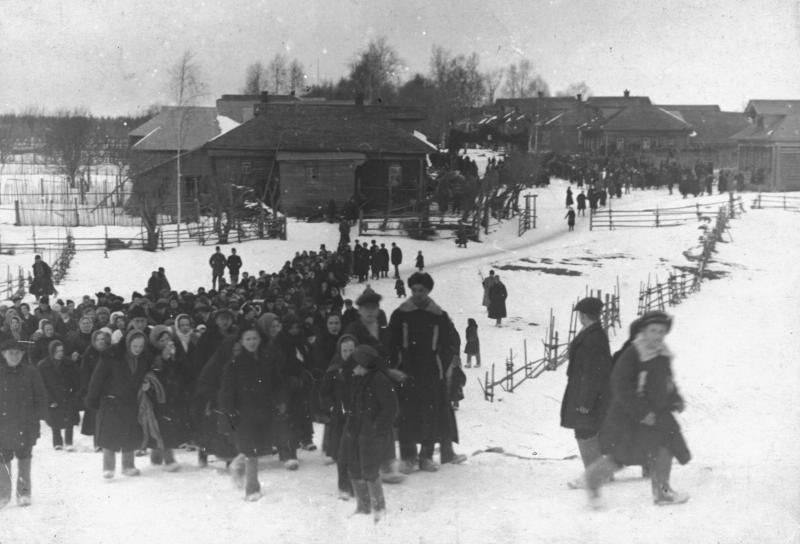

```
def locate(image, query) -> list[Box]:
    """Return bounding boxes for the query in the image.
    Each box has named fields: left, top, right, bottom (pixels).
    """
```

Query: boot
left=650, top=447, right=688, bottom=505
left=243, top=457, right=261, bottom=501
left=231, top=454, right=246, bottom=488
left=652, top=481, right=690, bottom=506
left=584, top=455, right=619, bottom=506
left=379, top=459, right=405, bottom=484
left=102, top=449, right=116, bottom=479
left=121, top=451, right=140, bottom=476
left=351, top=479, right=371, bottom=514
left=16, top=458, right=31, bottom=506
left=0, top=460, right=11, bottom=509
left=576, top=436, right=602, bottom=469
left=366, top=479, right=386, bottom=523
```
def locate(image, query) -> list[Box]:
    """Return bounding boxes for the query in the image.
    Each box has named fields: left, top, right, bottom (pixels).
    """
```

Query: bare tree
left=484, top=68, right=504, bottom=105
left=243, top=62, right=266, bottom=94
left=288, top=59, right=305, bottom=94
left=44, top=108, right=102, bottom=200
left=0, top=116, right=14, bottom=177
left=428, top=46, right=486, bottom=143
left=556, top=81, right=592, bottom=98
left=267, top=53, right=289, bottom=94
left=502, top=59, right=549, bottom=98
left=349, top=37, right=401, bottom=103
left=167, top=49, right=208, bottom=242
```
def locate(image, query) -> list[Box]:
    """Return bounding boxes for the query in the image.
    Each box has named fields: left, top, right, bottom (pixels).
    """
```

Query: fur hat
left=632, top=310, right=673, bottom=333
left=355, top=286, right=382, bottom=307
left=574, top=297, right=603, bottom=317
left=128, top=305, right=147, bottom=320
left=352, top=344, right=381, bottom=369
left=149, top=324, right=172, bottom=349
left=407, top=272, right=434, bottom=291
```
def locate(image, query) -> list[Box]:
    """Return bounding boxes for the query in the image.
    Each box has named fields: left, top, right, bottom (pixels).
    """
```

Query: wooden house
left=732, top=100, right=800, bottom=191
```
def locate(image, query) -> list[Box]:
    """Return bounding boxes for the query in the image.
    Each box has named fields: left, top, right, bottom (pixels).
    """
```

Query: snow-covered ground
left=0, top=185, right=798, bottom=544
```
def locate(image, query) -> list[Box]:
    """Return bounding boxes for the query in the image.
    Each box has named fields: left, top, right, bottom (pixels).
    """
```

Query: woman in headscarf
left=583, top=310, right=691, bottom=508
left=37, top=339, right=80, bottom=451
left=85, top=329, right=151, bottom=479
left=79, top=329, right=111, bottom=449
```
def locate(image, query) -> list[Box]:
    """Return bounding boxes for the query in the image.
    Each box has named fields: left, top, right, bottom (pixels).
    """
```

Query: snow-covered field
left=0, top=183, right=798, bottom=544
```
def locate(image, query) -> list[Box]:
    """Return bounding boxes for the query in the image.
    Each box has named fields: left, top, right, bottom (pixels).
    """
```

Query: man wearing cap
left=226, top=248, right=242, bottom=287
left=0, top=339, right=48, bottom=508
left=561, top=297, right=612, bottom=486
left=387, top=272, right=467, bottom=473
left=209, top=247, right=227, bottom=291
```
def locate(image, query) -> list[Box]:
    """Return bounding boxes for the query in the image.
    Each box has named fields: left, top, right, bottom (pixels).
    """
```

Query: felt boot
left=16, top=458, right=31, bottom=506
left=351, top=479, right=371, bottom=514
left=0, top=460, right=11, bottom=509
left=367, top=478, right=386, bottom=522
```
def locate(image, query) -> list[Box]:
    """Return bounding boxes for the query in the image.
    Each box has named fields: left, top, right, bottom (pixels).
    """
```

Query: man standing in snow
left=560, top=297, right=612, bottom=487
left=226, top=248, right=242, bottom=287
left=387, top=272, right=467, bottom=473
left=390, top=243, right=403, bottom=278
left=209, top=247, right=227, bottom=290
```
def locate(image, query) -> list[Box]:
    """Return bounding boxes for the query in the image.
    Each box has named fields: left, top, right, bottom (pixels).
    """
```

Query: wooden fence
left=751, top=193, right=800, bottom=211
left=589, top=195, right=743, bottom=230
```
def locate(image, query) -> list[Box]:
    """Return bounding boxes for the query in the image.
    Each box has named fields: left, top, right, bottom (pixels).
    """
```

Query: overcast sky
left=0, top=0, right=797, bottom=116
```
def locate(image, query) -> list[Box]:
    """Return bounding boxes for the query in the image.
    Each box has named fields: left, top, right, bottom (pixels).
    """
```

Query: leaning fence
left=589, top=195, right=743, bottom=230
left=750, top=193, right=800, bottom=212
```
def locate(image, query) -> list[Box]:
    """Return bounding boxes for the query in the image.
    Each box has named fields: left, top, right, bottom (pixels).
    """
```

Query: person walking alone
left=209, top=247, right=227, bottom=291
left=226, top=248, right=242, bottom=287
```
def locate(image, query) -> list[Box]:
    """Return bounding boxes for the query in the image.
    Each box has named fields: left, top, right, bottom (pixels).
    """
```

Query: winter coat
left=150, top=352, right=195, bottom=449
left=85, top=334, right=151, bottom=451
left=487, top=281, right=508, bottom=320
left=226, top=254, right=242, bottom=274
left=219, top=348, right=280, bottom=457
left=559, top=321, right=612, bottom=432
left=344, top=319, right=391, bottom=363
left=576, top=193, right=587, bottom=210
left=391, top=246, right=402, bottom=266
left=387, top=298, right=459, bottom=444
left=481, top=275, right=496, bottom=307
left=342, top=369, right=399, bottom=479
left=193, top=334, right=239, bottom=459
left=319, top=351, right=356, bottom=459
left=464, top=324, right=480, bottom=355
left=79, top=339, right=106, bottom=436
left=599, top=339, right=691, bottom=466
left=38, top=356, right=81, bottom=429
left=415, top=254, right=425, bottom=269
left=0, top=361, right=48, bottom=451
left=209, top=252, right=227, bottom=273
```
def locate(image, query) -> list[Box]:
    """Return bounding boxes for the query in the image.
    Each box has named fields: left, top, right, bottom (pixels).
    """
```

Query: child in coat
left=0, top=339, right=48, bottom=508
left=415, top=251, right=424, bottom=271
left=342, top=345, right=398, bottom=522
left=319, top=334, right=358, bottom=499
left=394, top=278, right=406, bottom=298
left=464, top=318, right=481, bottom=368
left=37, top=339, right=80, bottom=451
left=448, top=358, right=467, bottom=410
left=565, top=206, right=576, bottom=231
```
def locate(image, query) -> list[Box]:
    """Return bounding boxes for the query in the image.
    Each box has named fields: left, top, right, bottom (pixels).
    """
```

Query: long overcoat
left=560, top=321, right=612, bottom=432
left=0, top=362, right=48, bottom=451
left=599, top=342, right=691, bottom=466
left=487, top=281, right=508, bottom=320
left=387, top=298, right=459, bottom=445
left=38, top=356, right=81, bottom=429
left=218, top=348, right=280, bottom=457
left=85, top=340, right=150, bottom=451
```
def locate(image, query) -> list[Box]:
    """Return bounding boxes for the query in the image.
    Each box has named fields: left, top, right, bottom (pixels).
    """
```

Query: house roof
left=658, top=104, right=721, bottom=112
left=745, top=100, right=800, bottom=117
left=129, top=107, right=237, bottom=151
left=583, top=105, right=691, bottom=133
left=204, top=103, right=432, bottom=156
left=673, top=110, right=749, bottom=144
left=732, top=113, right=800, bottom=142
left=495, top=96, right=580, bottom=112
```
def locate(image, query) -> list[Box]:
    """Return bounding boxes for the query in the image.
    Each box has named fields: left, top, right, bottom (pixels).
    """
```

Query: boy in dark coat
left=415, top=251, right=424, bottom=271
left=560, top=297, right=612, bottom=487
left=209, top=247, right=227, bottom=290
left=390, top=243, right=403, bottom=278
left=565, top=207, right=576, bottom=231
left=342, top=345, right=398, bottom=521
left=583, top=311, right=690, bottom=508
left=394, top=278, right=406, bottom=298
left=0, top=340, right=48, bottom=508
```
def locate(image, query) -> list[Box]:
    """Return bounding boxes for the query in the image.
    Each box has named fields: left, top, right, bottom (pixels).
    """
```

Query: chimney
left=623, top=89, right=630, bottom=98
left=576, top=93, right=582, bottom=103
left=537, top=91, right=544, bottom=98
left=290, top=90, right=296, bottom=97
left=260, top=91, right=269, bottom=103
left=354, top=92, right=365, bottom=106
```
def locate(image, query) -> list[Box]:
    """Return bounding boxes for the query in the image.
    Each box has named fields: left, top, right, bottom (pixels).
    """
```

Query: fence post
left=32, top=226, right=37, bottom=253
left=14, top=200, right=21, bottom=226
left=74, top=198, right=80, bottom=227
left=104, top=225, right=109, bottom=259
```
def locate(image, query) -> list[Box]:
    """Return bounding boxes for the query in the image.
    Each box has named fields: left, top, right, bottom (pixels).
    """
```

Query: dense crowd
left=0, top=239, right=468, bottom=519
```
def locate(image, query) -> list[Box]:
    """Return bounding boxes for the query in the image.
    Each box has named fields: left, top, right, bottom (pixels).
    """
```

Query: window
left=305, top=165, right=319, bottom=183
left=242, top=161, right=252, bottom=175
left=183, top=177, right=198, bottom=199
left=616, top=138, right=625, bottom=151
left=642, top=137, right=651, bottom=150
left=388, top=164, right=402, bottom=188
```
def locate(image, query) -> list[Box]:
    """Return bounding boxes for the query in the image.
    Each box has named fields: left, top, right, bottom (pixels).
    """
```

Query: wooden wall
left=279, top=160, right=358, bottom=215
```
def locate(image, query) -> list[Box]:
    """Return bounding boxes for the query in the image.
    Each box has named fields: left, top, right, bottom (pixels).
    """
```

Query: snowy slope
left=0, top=192, right=798, bottom=544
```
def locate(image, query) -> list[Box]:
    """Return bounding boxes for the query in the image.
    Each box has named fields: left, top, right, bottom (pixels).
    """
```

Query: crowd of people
left=0, top=238, right=470, bottom=520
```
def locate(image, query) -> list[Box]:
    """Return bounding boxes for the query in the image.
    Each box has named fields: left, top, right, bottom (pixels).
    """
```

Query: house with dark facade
left=657, top=105, right=749, bottom=167
left=732, top=100, right=800, bottom=191
left=130, top=98, right=433, bottom=216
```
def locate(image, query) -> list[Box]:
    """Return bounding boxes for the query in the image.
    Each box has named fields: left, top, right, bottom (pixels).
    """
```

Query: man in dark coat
left=576, top=191, right=587, bottom=216
left=226, top=248, right=242, bottom=286
left=209, top=247, right=227, bottom=290
left=387, top=273, right=467, bottom=473
left=390, top=243, right=403, bottom=279
left=487, top=275, right=508, bottom=326
left=37, top=340, right=81, bottom=451
left=0, top=339, right=48, bottom=508
left=560, top=297, right=612, bottom=485
left=31, top=256, right=55, bottom=298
